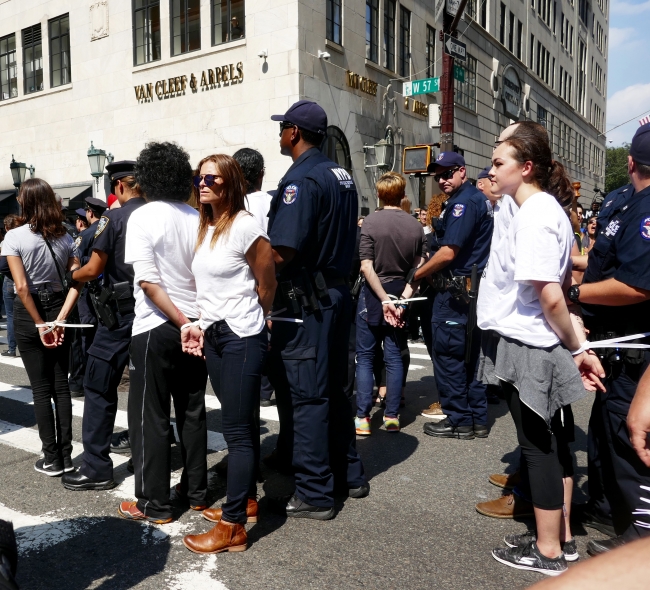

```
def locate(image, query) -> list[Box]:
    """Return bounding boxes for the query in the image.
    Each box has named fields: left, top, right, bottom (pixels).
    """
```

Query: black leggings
left=14, top=294, right=72, bottom=463
left=503, top=382, right=574, bottom=510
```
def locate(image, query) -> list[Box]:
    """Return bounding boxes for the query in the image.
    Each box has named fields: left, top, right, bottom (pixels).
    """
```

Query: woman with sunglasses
left=182, top=155, right=276, bottom=555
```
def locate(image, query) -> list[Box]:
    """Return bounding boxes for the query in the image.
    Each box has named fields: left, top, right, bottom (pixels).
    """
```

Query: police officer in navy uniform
left=266, top=100, right=368, bottom=519
left=61, top=160, right=146, bottom=491
left=67, top=198, right=106, bottom=396
left=414, top=152, right=494, bottom=439
left=567, top=124, right=650, bottom=555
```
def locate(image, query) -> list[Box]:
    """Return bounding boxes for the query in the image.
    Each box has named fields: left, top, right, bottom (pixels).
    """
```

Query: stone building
left=0, top=0, right=608, bottom=214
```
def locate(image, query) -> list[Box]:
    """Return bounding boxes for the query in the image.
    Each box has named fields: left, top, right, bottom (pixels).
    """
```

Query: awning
left=0, top=190, right=16, bottom=203
left=53, top=185, right=93, bottom=205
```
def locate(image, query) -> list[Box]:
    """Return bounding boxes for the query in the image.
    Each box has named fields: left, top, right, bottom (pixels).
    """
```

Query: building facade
left=0, top=0, right=608, bottom=214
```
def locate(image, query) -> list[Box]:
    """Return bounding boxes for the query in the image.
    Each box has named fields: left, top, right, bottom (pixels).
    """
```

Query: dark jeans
left=14, top=294, right=72, bottom=463
left=204, top=321, right=267, bottom=524
left=3, top=279, right=16, bottom=352
left=503, top=382, right=574, bottom=510
left=356, top=318, right=406, bottom=418
left=128, top=321, right=208, bottom=520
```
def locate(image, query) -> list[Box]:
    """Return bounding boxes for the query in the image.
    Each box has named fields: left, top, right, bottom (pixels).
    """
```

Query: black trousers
left=79, top=312, right=133, bottom=481
left=128, top=321, right=208, bottom=520
left=14, top=294, right=72, bottom=463
left=68, top=293, right=97, bottom=393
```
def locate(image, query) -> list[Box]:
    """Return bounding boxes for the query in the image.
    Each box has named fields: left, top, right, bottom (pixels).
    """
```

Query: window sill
left=0, top=82, right=72, bottom=106
left=364, top=59, right=398, bottom=79
left=133, top=38, right=246, bottom=73
left=325, top=39, right=344, bottom=54
left=454, top=102, right=478, bottom=116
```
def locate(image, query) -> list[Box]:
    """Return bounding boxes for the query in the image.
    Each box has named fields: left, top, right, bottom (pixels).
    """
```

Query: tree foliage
left=605, top=144, right=630, bottom=195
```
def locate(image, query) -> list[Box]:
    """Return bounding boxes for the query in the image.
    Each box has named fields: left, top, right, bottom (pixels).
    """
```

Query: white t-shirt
left=192, top=212, right=268, bottom=337
left=245, top=191, right=272, bottom=231
left=125, top=201, right=200, bottom=336
left=477, top=192, right=574, bottom=348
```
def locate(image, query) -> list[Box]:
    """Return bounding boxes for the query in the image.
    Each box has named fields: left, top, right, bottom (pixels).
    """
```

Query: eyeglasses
left=279, top=122, right=296, bottom=136
left=193, top=174, right=222, bottom=188
left=433, top=168, right=460, bottom=182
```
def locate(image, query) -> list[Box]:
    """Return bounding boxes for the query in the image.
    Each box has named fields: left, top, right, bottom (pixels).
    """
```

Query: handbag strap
left=42, top=235, right=66, bottom=288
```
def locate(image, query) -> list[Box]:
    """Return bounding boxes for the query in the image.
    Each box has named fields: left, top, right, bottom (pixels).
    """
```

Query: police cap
left=477, top=166, right=492, bottom=179
left=427, top=151, right=466, bottom=173
left=105, top=160, right=137, bottom=183
left=630, top=123, right=650, bottom=166
left=271, top=100, right=327, bottom=135
left=75, top=208, right=86, bottom=218
left=85, top=197, right=107, bottom=216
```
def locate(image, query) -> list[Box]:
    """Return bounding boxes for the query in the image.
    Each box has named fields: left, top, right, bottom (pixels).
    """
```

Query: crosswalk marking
left=409, top=353, right=431, bottom=361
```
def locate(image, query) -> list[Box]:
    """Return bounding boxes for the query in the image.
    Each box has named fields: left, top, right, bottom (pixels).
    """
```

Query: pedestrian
left=181, top=154, right=276, bottom=554
left=354, top=172, right=424, bottom=435
left=581, top=216, right=597, bottom=253
left=265, top=100, right=368, bottom=519
left=400, top=196, right=411, bottom=214
left=1, top=215, right=22, bottom=357
left=480, top=125, right=605, bottom=575
left=3, top=178, right=82, bottom=476
left=60, top=160, right=146, bottom=491
left=118, top=142, right=208, bottom=524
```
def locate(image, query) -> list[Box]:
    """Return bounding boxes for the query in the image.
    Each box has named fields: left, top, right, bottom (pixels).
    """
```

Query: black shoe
left=283, top=494, right=336, bottom=520
left=69, top=391, right=84, bottom=398
left=504, top=530, right=579, bottom=562
left=34, top=457, right=64, bottom=476
left=474, top=424, right=489, bottom=438
left=63, top=455, right=74, bottom=473
left=110, top=430, right=131, bottom=454
left=492, top=540, right=567, bottom=576
left=572, top=503, right=616, bottom=537
left=587, top=536, right=626, bottom=556
left=1, top=350, right=15, bottom=357
left=423, top=418, right=475, bottom=439
left=127, top=458, right=134, bottom=473
left=260, top=398, right=274, bottom=407
left=348, top=484, right=370, bottom=499
left=61, top=468, right=116, bottom=491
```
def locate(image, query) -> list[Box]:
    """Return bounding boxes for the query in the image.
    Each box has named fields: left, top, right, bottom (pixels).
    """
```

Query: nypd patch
left=329, top=167, right=355, bottom=189
left=605, top=219, right=620, bottom=238
left=283, top=184, right=299, bottom=205
left=640, top=217, right=650, bottom=241
left=94, top=216, right=109, bottom=238
left=73, top=235, right=82, bottom=249
left=452, top=203, right=466, bottom=218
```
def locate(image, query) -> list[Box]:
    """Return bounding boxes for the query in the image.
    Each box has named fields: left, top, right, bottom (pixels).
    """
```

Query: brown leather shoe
left=173, top=483, right=207, bottom=511
left=203, top=497, right=258, bottom=524
left=475, top=493, right=534, bottom=519
left=488, top=471, right=521, bottom=491
left=117, top=501, right=172, bottom=524
left=183, top=520, right=247, bottom=554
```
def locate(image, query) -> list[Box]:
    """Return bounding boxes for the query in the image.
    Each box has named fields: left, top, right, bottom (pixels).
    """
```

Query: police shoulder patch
left=329, top=167, right=355, bottom=189
left=94, top=216, right=110, bottom=238
left=283, top=184, right=299, bottom=205
left=73, top=236, right=82, bottom=249
left=640, top=217, right=650, bottom=241
left=452, top=203, right=466, bottom=218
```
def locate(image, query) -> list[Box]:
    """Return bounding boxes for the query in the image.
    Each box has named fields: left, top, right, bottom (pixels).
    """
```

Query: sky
left=605, top=0, right=650, bottom=145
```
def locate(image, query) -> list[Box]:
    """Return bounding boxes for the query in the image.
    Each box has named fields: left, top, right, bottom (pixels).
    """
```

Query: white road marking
left=409, top=353, right=431, bottom=361
left=204, top=394, right=279, bottom=422
left=408, top=364, right=425, bottom=370
left=0, top=354, right=23, bottom=368
left=408, top=342, right=428, bottom=349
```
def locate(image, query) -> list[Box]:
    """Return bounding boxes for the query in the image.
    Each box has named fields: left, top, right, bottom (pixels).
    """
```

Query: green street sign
left=403, top=77, right=439, bottom=97
left=454, top=64, right=465, bottom=83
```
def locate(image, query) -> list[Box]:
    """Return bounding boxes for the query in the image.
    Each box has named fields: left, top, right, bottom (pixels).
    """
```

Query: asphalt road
left=0, top=328, right=608, bottom=590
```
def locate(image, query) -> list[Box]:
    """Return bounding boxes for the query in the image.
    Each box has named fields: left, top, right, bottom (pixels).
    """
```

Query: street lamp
left=363, top=139, right=394, bottom=171
left=9, top=155, right=35, bottom=189
left=87, top=142, right=113, bottom=190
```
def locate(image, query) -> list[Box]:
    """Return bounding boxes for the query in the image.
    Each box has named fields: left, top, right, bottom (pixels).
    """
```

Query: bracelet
left=571, top=341, right=590, bottom=356
left=180, top=321, right=200, bottom=332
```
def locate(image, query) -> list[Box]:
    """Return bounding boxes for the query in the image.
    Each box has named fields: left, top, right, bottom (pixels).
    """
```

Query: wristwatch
left=567, top=285, right=581, bottom=304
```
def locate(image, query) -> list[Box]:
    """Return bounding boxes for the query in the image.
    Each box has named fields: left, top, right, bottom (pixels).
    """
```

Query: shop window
left=321, top=126, right=352, bottom=173
left=326, top=0, right=342, bottom=45
left=0, top=34, right=18, bottom=100
left=133, top=0, right=161, bottom=66
left=22, top=25, right=43, bottom=94
left=171, top=0, right=201, bottom=56
left=212, top=0, right=245, bottom=45
left=49, top=14, right=71, bottom=88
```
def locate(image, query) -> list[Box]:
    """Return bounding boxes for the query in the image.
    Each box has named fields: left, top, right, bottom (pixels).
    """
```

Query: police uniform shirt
left=594, top=184, right=634, bottom=235
left=267, top=147, right=358, bottom=280
left=75, top=220, right=100, bottom=267
left=435, top=181, right=494, bottom=275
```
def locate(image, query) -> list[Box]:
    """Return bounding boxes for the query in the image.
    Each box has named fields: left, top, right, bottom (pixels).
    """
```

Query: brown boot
left=183, top=520, right=247, bottom=554
left=203, top=498, right=258, bottom=524
left=488, top=471, right=521, bottom=490
left=475, top=493, right=534, bottom=519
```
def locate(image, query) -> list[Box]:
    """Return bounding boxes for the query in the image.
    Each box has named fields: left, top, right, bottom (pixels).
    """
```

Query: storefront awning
left=0, top=190, right=16, bottom=203
left=53, top=184, right=93, bottom=206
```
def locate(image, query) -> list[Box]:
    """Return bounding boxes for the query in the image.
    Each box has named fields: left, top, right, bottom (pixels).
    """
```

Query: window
left=529, top=34, right=535, bottom=69
left=366, top=0, right=379, bottom=62
left=455, top=55, right=477, bottom=111
left=535, top=42, right=551, bottom=85
left=212, top=0, right=245, bottom=45
left=595, top=20, right=604, bottom=53
left=399, top=6, right=410, bottom=78
left=516, top=21, right=523, bottom=59
left=594, top=61, right=604, bottom=94
left=480, top=0, right=487, bottom=28
left=133, top=0, right=161, bottom=65
left=465, top=0, right=477, bottom=21
left=553, top=1, right=557, bottom=33
left=426, top=25, right=435, bottom=78
left=576, top=38, right=587, bottom=115
left=321, top=126, right=352, bottom=172
left=538, top=104, right=548, bottom=128
left=171, top=0, right=200, bottom=55
left=551, top=57, right=555, bottom=88
left=49, top=14, right=71, bottom=88
left=383, top=0, right=396, bottom=71
left=508, top=12, right=514, bottom=52
left=538, top=0, right=551, bottom=27
left=326, top=0, right=342, bottom=45
left=578, top=0, right=590, bottom=25
left=0, top=34, right=17, bottom=100
left=22, top=24, right=43, bottom=94
left=499, top=3, right=506, bottom=45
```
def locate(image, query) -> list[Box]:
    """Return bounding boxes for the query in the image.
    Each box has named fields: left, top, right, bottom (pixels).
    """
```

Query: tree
left=605, top=144, right=630, bottom=195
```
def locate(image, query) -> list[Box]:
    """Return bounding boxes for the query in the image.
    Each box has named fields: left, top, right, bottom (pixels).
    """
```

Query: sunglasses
left=279, top=121, right=296, bottom=136
left=433, top=168, right=460, bottom=182
left=193, top=174, right=222, bottom=188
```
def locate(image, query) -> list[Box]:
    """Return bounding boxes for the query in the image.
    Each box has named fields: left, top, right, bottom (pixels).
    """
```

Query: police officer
left=568, top=124, right=650, bottom=555
left=67, top=198, right=106, bottom=396
left=266, top=100, right=368, bottom=519
left=414, top=152, right=494, bottom=439
left=61, top=160, right=146, bottom=491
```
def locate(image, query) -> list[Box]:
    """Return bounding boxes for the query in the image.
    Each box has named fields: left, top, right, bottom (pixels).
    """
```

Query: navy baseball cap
left=630, top=123, right=650, bottom=166
left=106, top=160, right=136, bottom=183
left=271, top=100, right=328, bottom=135
left=427, top=151, right=466, bottom=173
left=75, top=208, right=86, bottom=218
left=477, top=166, right=492, bottom=179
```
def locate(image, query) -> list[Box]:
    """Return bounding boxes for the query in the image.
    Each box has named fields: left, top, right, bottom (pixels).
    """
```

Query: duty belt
left=276, top=270, right=345, bottom=315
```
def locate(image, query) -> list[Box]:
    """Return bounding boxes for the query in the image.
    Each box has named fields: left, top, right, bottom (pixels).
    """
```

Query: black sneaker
left=271, top=494, right=336, bottom=520
left=572, top=503, right=616, bottom=537
left=110, top=430, right=131, bottom=454
left=492, top=540, right=567, bottom=576
left=63, top=455, right=74, bottom=473
left=348, top=484, right=370, bottom=499
left=1, top=350, right=16, bottom=357
left=423, top=418, right=475, bottom=439
left=474, top=424, right=489, bottom=438
left=504, top=530, right=579, bottom=562
left=34, top=457, right=64, bottom=477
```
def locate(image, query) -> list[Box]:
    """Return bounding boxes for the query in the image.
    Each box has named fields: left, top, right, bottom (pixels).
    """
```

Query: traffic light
left=402, top=145, right=434, bottom=175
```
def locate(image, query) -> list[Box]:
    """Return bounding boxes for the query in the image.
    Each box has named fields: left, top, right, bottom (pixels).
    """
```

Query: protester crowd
left=1, top=101, right=650, bottom=586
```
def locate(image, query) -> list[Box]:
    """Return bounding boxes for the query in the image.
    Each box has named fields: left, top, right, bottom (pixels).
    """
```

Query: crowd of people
left=1, top=99, right=650, bottom=584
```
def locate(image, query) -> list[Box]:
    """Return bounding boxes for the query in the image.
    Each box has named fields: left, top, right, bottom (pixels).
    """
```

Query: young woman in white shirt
left=479, top=133, right=605, bottom=575
left=182, top=154, right=276, bottom=555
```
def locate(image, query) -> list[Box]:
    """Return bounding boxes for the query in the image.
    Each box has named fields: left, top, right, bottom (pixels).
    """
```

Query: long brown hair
left=194, top=154, right=249, bottom=250
left=18, top=178, right=67, bottom=240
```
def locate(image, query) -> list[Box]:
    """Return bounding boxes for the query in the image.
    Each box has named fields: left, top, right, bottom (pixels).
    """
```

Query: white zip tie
left=265, top=308, right=303, bottom=323
left=35, top=320, right=95, bottom=335
left=571, top=332, right=650, bottom=356
left=180, top=320, right=200, bottom=332
left=381, top=296, right=429, bottom=305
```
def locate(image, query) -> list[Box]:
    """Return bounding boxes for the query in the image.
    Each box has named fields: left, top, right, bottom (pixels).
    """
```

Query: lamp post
left=9, top=155, right=35, bottom=190
left=363, top=139, right=394, bottom=171
left=87, top=142, right=113, bottom=191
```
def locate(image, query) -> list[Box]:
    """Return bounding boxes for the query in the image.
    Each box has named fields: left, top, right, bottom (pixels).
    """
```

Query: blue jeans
left=3, top=279, right=16, bottom=352
left=204, top=320, right=267, bottom=524
left=355, top=318, right=405, bottom=419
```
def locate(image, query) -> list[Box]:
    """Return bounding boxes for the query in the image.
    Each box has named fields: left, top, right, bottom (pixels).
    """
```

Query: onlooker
left=181, top=154, right=276, bottom=555
left=581, top=216, right=597, bottom=253
left=399, top=196, right=411, bottom=214
left=355, top=172, right=424, bottom=435
left=1, top=215, right=22, bottom=357
left=3, top=178, right=82, bottom=476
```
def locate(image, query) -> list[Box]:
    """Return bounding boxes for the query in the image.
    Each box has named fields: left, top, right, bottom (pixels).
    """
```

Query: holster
left=277, top=270, right=341, bottom=315
left=112, top=281, right=135, bottom=315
